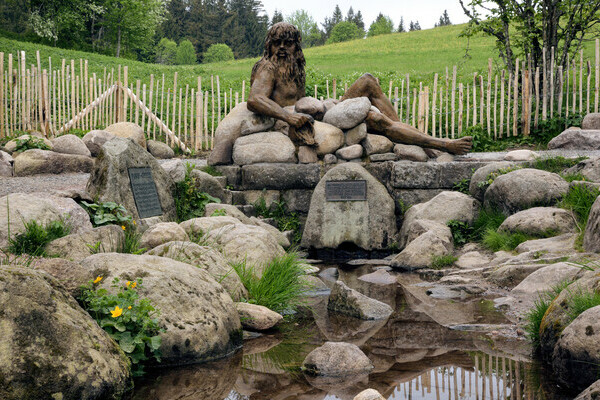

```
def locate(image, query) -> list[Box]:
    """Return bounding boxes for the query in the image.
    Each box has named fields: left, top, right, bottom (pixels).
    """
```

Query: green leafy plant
left=210, top=208, right=227, bottom=217
left=79, top=277, right=163, bottom=376
left=530, top=156, right=587, bottom=174
left=118, top=222, right=146, bottom=255
left=230, top=253, right=308, bottom=314
left=174, top=163, right=221, bottom=222
left=477, top=166, right=522, bottom=188
left=253, top=196, right=301, bottom=245
left=447, top=220, right=474, bottom=247
left=529, top=113, right=584, bottom=144
left=430, top=254, right=458, bottom=269
left=14, top=135, right=50, bottom=151
left=448, top=208, right=507, bottom=247
left=81, top=201, right=133, bottom=227
left=452, top=178, right=471, bottom=195
left=525, top=280, right=572, bottom=349
left=7, top=219, right=70, bottom=256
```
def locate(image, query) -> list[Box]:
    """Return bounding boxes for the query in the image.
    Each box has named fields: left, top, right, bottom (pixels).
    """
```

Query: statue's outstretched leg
left=342, top=73, right=473, bottom=155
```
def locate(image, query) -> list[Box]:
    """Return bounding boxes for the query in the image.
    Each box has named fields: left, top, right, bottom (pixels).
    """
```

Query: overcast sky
left=259, top=0, right=470, bottom=31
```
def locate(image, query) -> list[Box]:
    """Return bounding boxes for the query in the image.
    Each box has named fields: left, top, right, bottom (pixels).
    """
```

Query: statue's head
left=252, top=22, right=305, bottom=89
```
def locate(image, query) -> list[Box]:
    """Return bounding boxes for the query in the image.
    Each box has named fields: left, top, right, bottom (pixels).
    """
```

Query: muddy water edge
left=131, top=263, right=575, bottom=400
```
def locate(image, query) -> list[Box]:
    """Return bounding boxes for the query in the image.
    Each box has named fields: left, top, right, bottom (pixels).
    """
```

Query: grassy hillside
left=1, top=24, right=598, bottom=95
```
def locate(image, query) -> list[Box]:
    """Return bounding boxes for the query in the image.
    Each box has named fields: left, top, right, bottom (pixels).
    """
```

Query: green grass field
left=5, top=24, right=597, bottom=95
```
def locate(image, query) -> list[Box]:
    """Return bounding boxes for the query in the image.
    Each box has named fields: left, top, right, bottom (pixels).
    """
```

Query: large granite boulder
left=139, top=222, right=189, bottom=250
left=0, top=266, right=131, bottom=400
left=576, top=380, right=600, bottom=400
left=354, top=389, right=386, bottom=400
left=105, top=122, right=147, bottom=149
left=323, top=97, right=371, bottom=129
left=346, top=123, right=367, bottom=146
left=32, top=258, right=92, bottom=297
left=82, top=130, right=115, bottom=156
left=504, top=149, right=539, bottom=161
left=301, top=163, right=397, bottom=251
left=511, top=263, right=582, bottom=295
left=45, top=225, right=124, bottom=261
left=208, top=103, right=275, bottom=165
left=295, top=97, right=325, bottom=120
left=51, top=134, right=91, bottom=156
left=583, top=113, right=600, bottom=129
left=584, top=195, right=600, bottom=252
left=469, top=161, right=515, bottom=201
left=232, top=131, right=296, bottom=165
left=394, top=144, right=429, bottom=162
left=483, top=169, right=569, bottom=215
left=0, top=150, right=13, bottom=176
left=302, top=341, right=373, bottom=376
left=160, top=159, right=186, bottom=183
left=391, top=229, right=454, bottom=270
left=362, top=134, right=393, bottom=156
left=147, top=140, right=174, bottom=159
left=327, top=280, right=393, bottom=320
left=0, top=192, right=92, bottom=249
left=314, top=121, right=345, bottom=156
left=564, top=157, right=600, bottom=182
left=553, top=305, right=600, bottom=392
left=189, top=169, right=227, bottom=202
left=499, top=207, right=577, bottom=236
left=86, top=137, right=176, bottom=224
left=13, top=149, right=94, bottom=176
left=336, top=144, right=364, bottom=160
left=399, top=191, right=480, bottom=248
left=80, top=253, right=242, bottom=365
left=235, top=303, right=283, bottom=330
left=144, top=240, right=247, bottom=300
left=548, top=128, right=600, bottom=150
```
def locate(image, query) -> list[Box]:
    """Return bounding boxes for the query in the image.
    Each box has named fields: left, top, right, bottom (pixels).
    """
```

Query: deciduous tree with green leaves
left=326, top=21, right=360, bottom=44
left=367, top=13, right=394, bottom=37
left=176, top=39, right=197, bottom=65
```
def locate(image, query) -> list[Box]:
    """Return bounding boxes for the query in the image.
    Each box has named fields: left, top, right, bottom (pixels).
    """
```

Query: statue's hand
left=287, top=113, right=314, bottom=129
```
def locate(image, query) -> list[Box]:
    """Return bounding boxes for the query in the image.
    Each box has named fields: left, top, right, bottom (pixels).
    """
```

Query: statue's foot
left=445, top=136, right=473, bottom=155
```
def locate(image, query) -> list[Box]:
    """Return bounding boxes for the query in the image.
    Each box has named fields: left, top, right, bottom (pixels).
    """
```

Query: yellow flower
left=126, top=281, right=131, bottom=287
left=93, top=276, right=103, bottom=284
left=110, top=306, right=123, bottom=318
left=121, top=225, right=126, bottom=231
left=131, top=282, right=137, bottom=289
left=128, top=306, right=132, bottom=309
left=132, top=220, right=136, bottom=225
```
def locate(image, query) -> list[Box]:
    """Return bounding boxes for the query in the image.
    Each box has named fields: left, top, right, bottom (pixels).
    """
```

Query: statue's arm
left=247, top=67, right=308, bottom=127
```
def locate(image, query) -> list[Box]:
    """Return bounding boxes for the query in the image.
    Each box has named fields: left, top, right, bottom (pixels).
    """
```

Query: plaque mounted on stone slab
left=128, top=167, right=163, bottom=218
left=325, top=180, right=367, bottom=201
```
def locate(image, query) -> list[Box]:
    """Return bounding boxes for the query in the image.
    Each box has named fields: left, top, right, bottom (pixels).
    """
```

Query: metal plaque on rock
left=128, top=167, right=163, bottom=218
left=325, top=180, right=367, bottom=201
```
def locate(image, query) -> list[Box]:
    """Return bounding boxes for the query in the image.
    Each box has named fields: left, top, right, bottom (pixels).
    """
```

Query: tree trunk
left=116, top=27, right=121, bottom=58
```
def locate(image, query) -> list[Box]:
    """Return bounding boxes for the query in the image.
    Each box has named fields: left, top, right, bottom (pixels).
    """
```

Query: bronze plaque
left=325, top=180, right=367, bottom=201
left=128, top=167, right=163, bottom=219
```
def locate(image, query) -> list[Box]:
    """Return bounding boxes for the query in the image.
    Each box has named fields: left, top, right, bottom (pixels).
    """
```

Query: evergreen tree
left=435, top=10, right=451, bottom=27
left=414, top=21, right=421, bottom=30
left=287, top=10, right=322, bottom=47
left=354, top=10, right=365, bottom=32
left=162, top=0, right=188, bottom=43
left=271, top=9, right=283, bottom=26
left=345, top=7, right=355, bottom=23
left=332, top=5, right=343, bottom=25
left=397, top=16, right=405, bottom=32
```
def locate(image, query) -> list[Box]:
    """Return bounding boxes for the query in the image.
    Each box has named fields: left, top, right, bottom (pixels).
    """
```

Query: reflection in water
left=133, top=266, right=574, bottom=400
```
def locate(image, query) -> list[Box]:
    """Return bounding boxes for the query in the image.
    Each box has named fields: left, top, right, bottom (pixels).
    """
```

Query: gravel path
left=0, top=151, right=596, bottom=198
left=0, top=158, right=208, bottom=198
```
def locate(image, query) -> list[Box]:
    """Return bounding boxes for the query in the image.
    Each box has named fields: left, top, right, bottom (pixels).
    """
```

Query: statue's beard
left=269, top=53, right=300, bottom=84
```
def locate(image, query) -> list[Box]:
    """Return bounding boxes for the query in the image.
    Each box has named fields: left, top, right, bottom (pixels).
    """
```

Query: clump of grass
left=525, top=280, right=572, bottom=348
left=530, top=156, right=588, bottom=174
left=447, top=207, right=506, bottom=247
left=430, top=254, right=458, bottom=269
left=231, top=253, right=308, bottom=314
left=117, top=222, right=145, bottom=255
left=557, top=183, right=600, bottom=247
left=253, top=196, right=301, bottom=245
left=200, top=165, right=223, bottom=176
left=8, top=219, right=70, bottom=256
left=565, top=290, right=600, bottom=322
left=561, top=172, right=587, bottom=182
left=481, top=229, right=531, bottom=252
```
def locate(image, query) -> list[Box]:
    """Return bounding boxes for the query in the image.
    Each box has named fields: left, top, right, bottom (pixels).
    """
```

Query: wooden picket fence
left=1, top=40, right=599, bottom=153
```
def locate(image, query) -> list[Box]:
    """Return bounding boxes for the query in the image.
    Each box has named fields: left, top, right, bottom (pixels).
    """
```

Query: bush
left=155, top=38, right=177, bottom=65
left=80, top=201, right=133, bottom=227
left=8, top=219, right=70, bottom=256
left=79, top=277, right=163, bottom=376
left=327, top=21, right=361, bottom=44
left=367, top=14, right=394, bottom=37
left=253, top=196, right=301, bottom=245
left=530, top=113, right=584, bottom=144
left=176, top=39, right=197, bottom=65
left=174, top=163, right=221, bottom=222
left=231, top=253, right=308, bottom=314
left=202, top=44, right=234, bottom=63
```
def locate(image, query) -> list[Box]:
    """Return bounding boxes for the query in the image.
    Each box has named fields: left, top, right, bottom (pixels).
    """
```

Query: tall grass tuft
left=482, top=229, right=530, bottom=252
left=525, top=280, right=572, bottom=348
left=565, top=290, right=600, bottom=323
left=557, top=183, right=600, bottom=247
left=231, top=253, right=308, bottom=314
left=8, top=219, right=70, bottom=256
